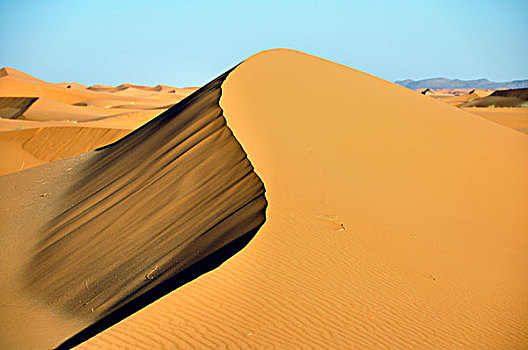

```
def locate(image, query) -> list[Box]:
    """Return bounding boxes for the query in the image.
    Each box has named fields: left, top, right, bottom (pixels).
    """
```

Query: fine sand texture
left=79, top=49, right=528, bottom=349
left=1, top=49, right=527, bottom=349
left=0, top=71, right=266, bottom=349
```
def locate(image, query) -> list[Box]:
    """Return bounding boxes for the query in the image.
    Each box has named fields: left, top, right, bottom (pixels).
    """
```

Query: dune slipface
left=0, top=70, right=266, bottom=349
left=0, top=97, right=38, bottom=119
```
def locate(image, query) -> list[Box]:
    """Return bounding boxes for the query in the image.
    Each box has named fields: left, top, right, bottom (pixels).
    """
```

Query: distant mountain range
left=395, top=78, right=528, bottom=90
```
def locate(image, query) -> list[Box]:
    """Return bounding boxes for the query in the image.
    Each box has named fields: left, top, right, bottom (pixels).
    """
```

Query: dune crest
left=82, top=48, right=527, bottom=349
left=1, top=49, right=527, bottom=349
left=0, top=67, right=46, bottom=82
left=0, top=69, right=266, bottom=349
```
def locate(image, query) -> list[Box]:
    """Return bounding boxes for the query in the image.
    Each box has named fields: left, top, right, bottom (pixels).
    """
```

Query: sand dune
left=1, top=50, right=527, bottom=349
left=0, top=67, right=47, bottom=82
left=461, top=95, right=527, bottom=108
left=72, top=99, right=170, bottom=110
left=0, top=67, right=197, bottom=123
left=0, top=71, right=266, bottom=349
left=417, top=86, right=527, bottom=130
left=460, top=87, right=528, bottom=108
left=80, top=49, right=528, bottom=349
left=0, top=126, right=131, bottom=175
left=437, top=92, right=481, bottom=107
left=0, top=69, right=111, bottom=105
left=0, top=96, right=38, bottom=119
left=418, top=89, right=493, bottom=108
left=22, top=97, right=114, bottom=122
left=465, top=107, right=528, bottom=134
left=55, top=82, right=88, bottom=89
left=0, top=66, right=198, bottom=178
left=434, top=88, right=494, bottom=96
left=491, top=87, right=528, bottom=100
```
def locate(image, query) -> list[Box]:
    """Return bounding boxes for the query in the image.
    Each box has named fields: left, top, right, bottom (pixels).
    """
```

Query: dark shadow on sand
left=55, top=226, right=261, bottom=350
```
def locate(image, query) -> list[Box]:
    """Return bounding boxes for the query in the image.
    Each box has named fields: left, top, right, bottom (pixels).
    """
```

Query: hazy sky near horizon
left=1, top=0, right=527, bottom=87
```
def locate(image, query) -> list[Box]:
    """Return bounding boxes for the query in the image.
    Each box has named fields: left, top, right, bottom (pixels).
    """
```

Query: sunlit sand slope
left=465, top=107, right=528, bottom=134
left=0, top=71, right=266, bottom=349
left=0, top=126, right=131, bottom=175
left=83, top=49, right=527, bottom=349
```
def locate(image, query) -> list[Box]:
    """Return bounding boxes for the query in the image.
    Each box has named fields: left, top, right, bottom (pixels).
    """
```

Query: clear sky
left=1, top=0, right=527, bottom=87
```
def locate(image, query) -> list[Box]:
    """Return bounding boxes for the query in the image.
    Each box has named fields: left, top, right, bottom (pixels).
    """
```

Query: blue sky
left=1, top=0, right=527, bottom=87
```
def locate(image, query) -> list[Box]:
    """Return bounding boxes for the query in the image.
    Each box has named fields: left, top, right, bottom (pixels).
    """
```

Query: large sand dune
left=1, top=49, right=527, bottom=349
left=81, top=49, right=528, bottom=349
left=0, top=71, right=266, bottom=349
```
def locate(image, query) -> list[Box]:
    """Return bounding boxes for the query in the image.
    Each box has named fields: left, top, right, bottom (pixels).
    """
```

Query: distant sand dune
left=0, top=67, right=196, bottom=112
left=464, top=107, right=528, bottom=134
left=491, top=87, right=528, bottom=100
left=72, top=99, right=176, bottom=110
left=417, top=87, right=527, bottom=131
left=460, top=87, right=528, bottom=108
left=461, top=95, right=527, bottom=108
left=0, top=96, right=38, bottom=119
left=0, top=67, right=47, bottom=82
left=0, top=126, right=130, bottom=175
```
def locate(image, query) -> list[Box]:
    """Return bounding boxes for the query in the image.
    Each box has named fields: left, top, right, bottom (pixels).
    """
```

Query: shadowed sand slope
left=82, top=49, right=528, bottom=349
left=0, top=96, right=38, bottom=119
left=0, top=71, right=266, bottom=349
left=461, top=95, right=527, bottom=108
left=491, top=88, right=528, bottom=100
left=460, top=87, right=528, bottom=108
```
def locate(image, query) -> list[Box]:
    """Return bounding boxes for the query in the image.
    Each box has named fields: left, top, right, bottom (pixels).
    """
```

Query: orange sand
left=0, top=126, right=131, bottom=176
left=464, top=107, right=528, bottom=134
left=419, top=86, right=527, bottom=131
left=1, top=50, right=527, bottom=349
left=79, top=49, right=528, bottom=348
left=0, top=68, right=197, bottom=175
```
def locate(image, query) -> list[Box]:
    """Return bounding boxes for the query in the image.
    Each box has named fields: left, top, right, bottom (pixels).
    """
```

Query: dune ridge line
left=0, top=66, right=267, bottom=349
